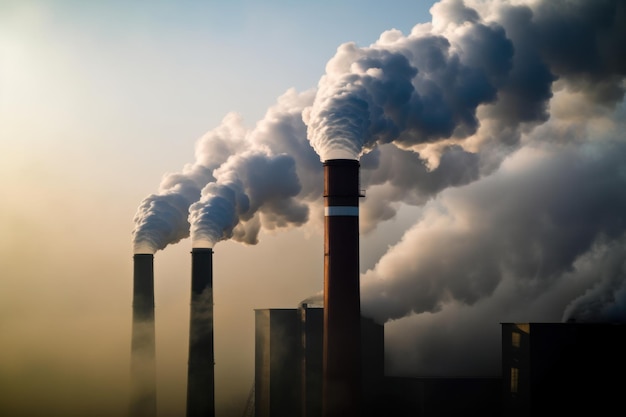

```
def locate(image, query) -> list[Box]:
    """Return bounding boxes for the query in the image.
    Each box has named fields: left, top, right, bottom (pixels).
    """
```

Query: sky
left=1, top=1, right=626, bottom=416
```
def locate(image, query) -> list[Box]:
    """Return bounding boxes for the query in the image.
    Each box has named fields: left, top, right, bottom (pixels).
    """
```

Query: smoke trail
left=132, top=169, right=208, bottom=254
left=187, top=177, right=249, bottom=249
left=362, top=135, right=626, bottom=322
left=304, top=2, right=514, bottom=162
left=361, top=104, right=626, bottom=375
left=189, top=149, right=309, bottom=248
left=562, top=236, right=626, bottom=323
left=131, top=114, right=248, bottom=254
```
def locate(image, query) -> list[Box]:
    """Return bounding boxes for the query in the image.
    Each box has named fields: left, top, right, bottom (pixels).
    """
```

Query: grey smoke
left=132, top=90, right=319, bottom=253
left=300, top=0, right=626, bottom=308
left=188, top=178, right=249, bottom=249
left=304, top=0, right=625, bottom=165
left=132, top=114, right=248, bottom=253
left=132, top=0, right=626, bottom=377
left=361, top=137, right=626, bottom=321
left=189, top=149, right=309, bottom=248
left=304, top=3, right=515, bottom=161
left=132, top=170, right=207, bottom=254
left=305, top=0, right=626, bottom=376
left=363, top=122, right=626, bottom=375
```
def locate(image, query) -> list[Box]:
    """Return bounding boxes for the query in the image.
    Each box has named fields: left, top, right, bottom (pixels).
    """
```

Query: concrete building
left=255, top=316, right=626, bottom=416
left=253, top=304, right=502, bottom=417
left=254, top=308, right=302, bottom=417
left=254, top=305, right=384, bottom=417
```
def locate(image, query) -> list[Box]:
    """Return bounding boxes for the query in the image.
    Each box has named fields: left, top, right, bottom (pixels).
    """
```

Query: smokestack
left=186, top=248, right=215, bottom=417
left=130, top=254, right=157, bottom=417
left=322, top=159, right=362, bottom=417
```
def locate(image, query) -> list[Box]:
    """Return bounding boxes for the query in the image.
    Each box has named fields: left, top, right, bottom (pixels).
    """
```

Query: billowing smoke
left=132, top=0, right=626, bottom=377
left=301, top=0, right=625, bottom=376
left=132, top=90, right=320, bottom=253
left=304, top=0, right=625, bottom=166
left=131, top=114, right=247, bottom=254
left=188, top=177, right=248, bottom=249
left=304, top=1, right=515, bottom=162
left=189, top=149, right=309, bottom=248
left=361, top=136, right=626, bottom=321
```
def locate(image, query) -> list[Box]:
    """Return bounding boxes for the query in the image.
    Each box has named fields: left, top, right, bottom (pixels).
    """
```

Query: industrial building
left=383, top=376, right=501, bottom=417
left=254, top=304, right=384, bottom=417
left=502, top=322, right=626, bottom=416
left=254, top=317, right=626, bottom=416
left=130, top=253, right=157, bottom=417
left=253, top=304, right=501, bottom=417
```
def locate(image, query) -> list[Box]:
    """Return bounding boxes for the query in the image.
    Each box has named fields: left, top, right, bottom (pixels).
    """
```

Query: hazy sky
left=2, top=1, right=626, bottom=416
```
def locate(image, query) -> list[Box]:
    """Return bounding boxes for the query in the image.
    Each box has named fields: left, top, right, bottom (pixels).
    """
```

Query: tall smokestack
left=130, top=254, right=157, bottom=417
left=323, top=159, right=362, bottom=417
left=186, top=248, right=215, bottom=417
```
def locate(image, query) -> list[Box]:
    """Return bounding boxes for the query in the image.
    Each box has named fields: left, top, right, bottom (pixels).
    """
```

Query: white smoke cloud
left=131, top=113, right=248, bottom=253
left=132, top=89, right=319, bottom=253
left=189, top=149, right=309, bottom=248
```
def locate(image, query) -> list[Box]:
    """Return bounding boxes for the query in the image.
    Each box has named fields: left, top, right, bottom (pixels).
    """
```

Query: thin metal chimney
left=322, top=159, right=362, bottom=417
left=130, top=253, right=157, bottom=417
left=186, top=248, right=215, bottom=417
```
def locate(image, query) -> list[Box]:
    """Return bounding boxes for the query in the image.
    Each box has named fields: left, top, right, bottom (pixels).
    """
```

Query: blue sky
left=1, top=0, right=434, bottom=192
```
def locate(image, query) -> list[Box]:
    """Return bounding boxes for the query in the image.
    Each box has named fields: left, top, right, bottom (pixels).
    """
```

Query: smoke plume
left=133, top=0, right=626, bottom=376
left=131, top=114, right=247, bottom=253
left=305, top=0, right=625, bottom=165
left=132, top=90, right=319, bottom=253
left=189, top=149, right=309, bottom=248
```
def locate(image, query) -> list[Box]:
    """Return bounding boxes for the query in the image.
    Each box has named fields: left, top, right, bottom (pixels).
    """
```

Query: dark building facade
left=254, top=305, right=384, bottom=417
left=254, top=305, right=508, bottom=417
left=502, top=322, right=626, bottom=416
left=255, top=308, right=302, bottom=417
left=384, top=376, right=501, bottom=417
left=299, top=305, right=323, bottom=417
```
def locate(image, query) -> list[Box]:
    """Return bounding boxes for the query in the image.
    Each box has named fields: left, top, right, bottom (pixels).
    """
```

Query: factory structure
left=251, top=304, right=500, bottom=417
left=253, top=304, right=385, bottom=417
left=253, top=312, right=626, bottom=417
left=130, top=248, right=216, bottom=417
left=131, top=157, right=626, bottom=417
left=186, top=248, right=216, bottom=417
left=130, top=254, right=157, bottom=417
left=252, top=304, right=500, bottom=417
left=321, top=159, right=364, bottom=417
